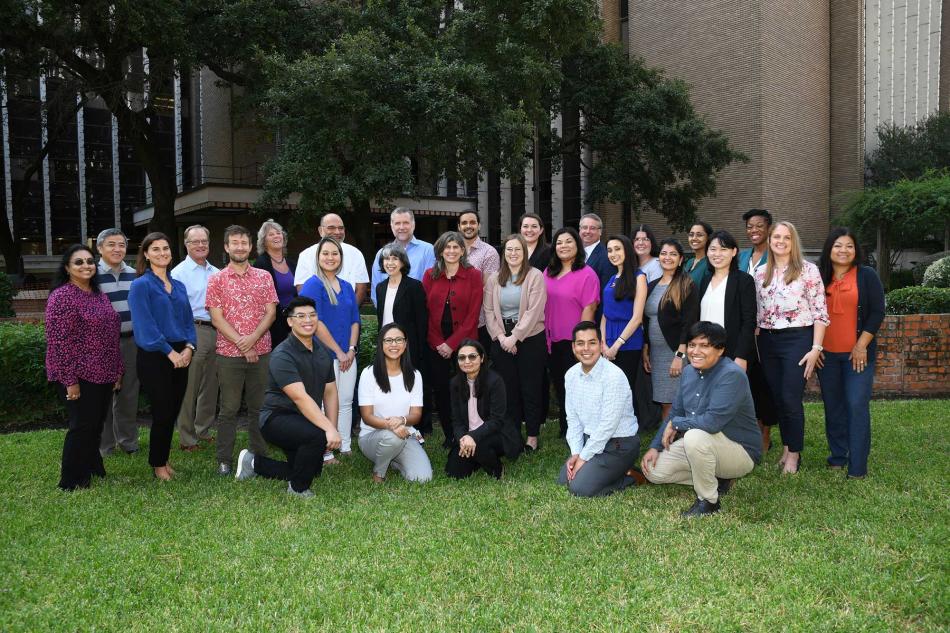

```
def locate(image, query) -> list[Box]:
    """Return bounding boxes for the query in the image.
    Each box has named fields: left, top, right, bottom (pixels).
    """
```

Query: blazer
left=528, top=243, right=551, bottom=271
left=737, top=248, right=768, bottom=274
left=698, top=270, right=757, bottom=361
left=450, top=368, right=521, bottom=459
left=644, top=278, right=700, bottom=352
left=422, top=266, right=483, bottom=351
left=483, top=267, right=546, bottom=342
left=852, top=265, right=886, bottom=358
left=585, top=242, right=615, bottom=289
left=374, top=276, right=429, bottom=371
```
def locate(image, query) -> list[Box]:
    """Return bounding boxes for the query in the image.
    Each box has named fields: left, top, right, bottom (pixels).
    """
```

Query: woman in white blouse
left=698, top=230, right=757, bottom=369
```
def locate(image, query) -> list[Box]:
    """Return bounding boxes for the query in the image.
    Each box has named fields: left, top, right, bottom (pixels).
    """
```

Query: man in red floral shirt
left=207, top=225, right=278, bottom=475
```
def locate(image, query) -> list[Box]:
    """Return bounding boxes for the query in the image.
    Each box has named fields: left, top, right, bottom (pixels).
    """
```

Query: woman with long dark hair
left=357, top=323, right=431, bottom=483
left=128, top=232, right=196, bottom=481
left=684, top=220, right=713, bottom=286
left=544, top=227, right=600, bottom=437
left=254, top=219, right=297, bottom=347
left=446, top=340, right=521, bottom=479
left=46, top=245, right=123, bottom=490
left=519, top=212, right=551, bottom=271
left=816, top=227, right=884, bottom=479
left=698, top=230, right=757, bottom=368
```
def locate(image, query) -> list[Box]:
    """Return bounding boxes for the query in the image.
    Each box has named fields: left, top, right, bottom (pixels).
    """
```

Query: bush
left=922, top=256, right=950, bottom=288
left=887, top=269, right=916, bottom=291
left=357, top=315, right=379, bottom=370
left=0, top=272, right=14, bottom=317
left=885, top=286, right=950, bottom=315
left=0, top=322, right=63, bottom=428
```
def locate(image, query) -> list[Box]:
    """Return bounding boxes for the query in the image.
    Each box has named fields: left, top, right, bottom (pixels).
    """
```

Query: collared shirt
left=206, top=264, right=278, bottom=357
left=371, top=237, right=436, bottom=305
left=754, top=260, right=830, bottom=330
left=260, top=334, right=336, bottom=428
left=583, top=242, right=597, bottom=260
left=95, top=260, right=136, bottom=334
left=649, top=356, right=761, bottom=463
left=170, top=255, right=220, bottom=321
left=294, top=241, right=369, bottom=289
left=565, top=356, right=638, bottom=462
left=466, top=237, right=500, bottom=328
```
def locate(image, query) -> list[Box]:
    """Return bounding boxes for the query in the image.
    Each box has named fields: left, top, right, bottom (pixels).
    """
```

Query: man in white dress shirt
left=294, top=213, right=370, bottom=305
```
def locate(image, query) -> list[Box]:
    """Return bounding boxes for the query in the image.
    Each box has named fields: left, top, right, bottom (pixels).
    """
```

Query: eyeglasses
left=186, top=239, right=209, bottom=245
left=504, top=247, right=522, bottom=253
left=290, top=313, right=317, bottom=321
left=382, top=337, right=407, bottom=345
left=457, top=353, right=480, bottom=362
left=71, top=258, right=96, bottom=266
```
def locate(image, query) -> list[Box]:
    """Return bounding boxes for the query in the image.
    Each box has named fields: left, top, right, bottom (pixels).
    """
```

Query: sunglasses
left=71, top=258, right=96, bottom=266
left=457, top=353, right=481, bottom=362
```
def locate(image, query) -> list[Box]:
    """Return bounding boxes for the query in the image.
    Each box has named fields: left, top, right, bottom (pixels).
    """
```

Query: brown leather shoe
left=626, top=468, right=648, bottom=486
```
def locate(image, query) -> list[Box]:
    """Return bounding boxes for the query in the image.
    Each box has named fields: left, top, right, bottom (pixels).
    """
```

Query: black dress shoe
left=716, top=477, right=733, bottom=496
left=681, top=497, right=721, bottom=518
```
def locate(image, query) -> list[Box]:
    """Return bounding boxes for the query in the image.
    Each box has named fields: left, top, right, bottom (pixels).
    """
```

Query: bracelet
left=400, top=416, right=407, bottom=426
left=617, top=336, right=626, bottom=344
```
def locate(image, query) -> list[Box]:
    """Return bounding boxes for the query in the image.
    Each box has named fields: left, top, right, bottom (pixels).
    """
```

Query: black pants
left=612, top=349, right=643, bottom=424
left=747, top=353, right=778, bottom=426
left=445, top=433, right=504, bottom=479
left=478, top=326, right=493, bottom=360
left=257, top=412, right=328, bottom=492
left=757, top=327, right=812, bottom=452
left=137, top=343, right=188, bottom=468
left=428, top=347, right=457, bottom=445
left=57, top=380, right=112, bottom=490
left=491, top=331, right=547, bottom=437
left=416, top=357, right=435, bottom=436
left=548, top=340, right=576, bottom=436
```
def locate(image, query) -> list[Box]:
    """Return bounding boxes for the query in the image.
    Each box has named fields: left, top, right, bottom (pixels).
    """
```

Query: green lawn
left=1, top=401, right=947, bottom=631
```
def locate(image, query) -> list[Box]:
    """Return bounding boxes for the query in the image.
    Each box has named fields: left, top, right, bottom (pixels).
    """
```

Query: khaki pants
left=215, top=353, right=270, bottom=464
left=645, top=429, right=754, bottom=503
left=176, top=324, right=219, bottom=446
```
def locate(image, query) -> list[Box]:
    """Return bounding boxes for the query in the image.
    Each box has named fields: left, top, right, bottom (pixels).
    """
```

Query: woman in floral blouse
left=46, top=244, right=123, bottom=490
left=755, top=221, right=829, bottom=474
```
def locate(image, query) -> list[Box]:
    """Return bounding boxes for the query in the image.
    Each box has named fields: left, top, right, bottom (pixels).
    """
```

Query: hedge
left=922, top=256, right=950, bottom=288
left=885, top=286, right=950, bottom=315
left=0, top=272, right=14, bottom=318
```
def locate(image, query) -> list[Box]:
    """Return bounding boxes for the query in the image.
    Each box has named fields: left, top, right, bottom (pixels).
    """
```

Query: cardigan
left=253, top=253, right=298, bottom=299
left=450, top=369, right=521, bottom=459
left=422, top=265, right=483, bottom=351
left=698, top=270, right=757, bottom=361
left=644, top=278, right=700, bottom=352
left=374, top=276, right=429, bottom=371
left=483, top=267, right=547, bottom=342
left=848, top=265, right=886, bottom=357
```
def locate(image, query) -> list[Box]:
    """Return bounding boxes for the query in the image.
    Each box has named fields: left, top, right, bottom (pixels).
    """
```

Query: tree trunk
left=350, top=197, right=375, bottom=261
left=0, top=216, right=23, bottom=276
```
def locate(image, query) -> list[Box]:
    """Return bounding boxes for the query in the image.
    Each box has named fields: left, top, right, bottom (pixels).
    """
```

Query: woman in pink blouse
left=755, top=221, right=829, bottom=474
left=544, top=227, right=600, bottom=437
left=46, top=245, right=123, bottom=490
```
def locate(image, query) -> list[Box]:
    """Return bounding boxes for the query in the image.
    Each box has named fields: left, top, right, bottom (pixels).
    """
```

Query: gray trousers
left=557, top=434, right=640, bottom=497
left=357, top=429, right=432, bottom=481
left=100, top=335, right=140, bottom=454
left=176, top=324, right=219, bottom=446
left=215, top=353, right=269, bottom=464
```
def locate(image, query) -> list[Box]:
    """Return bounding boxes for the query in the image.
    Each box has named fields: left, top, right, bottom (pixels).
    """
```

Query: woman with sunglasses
left=446, top=340, right=521, bottom=479
left=46, top=245, right=124, bottom=490
left=357, top=324, right=432, bottom=483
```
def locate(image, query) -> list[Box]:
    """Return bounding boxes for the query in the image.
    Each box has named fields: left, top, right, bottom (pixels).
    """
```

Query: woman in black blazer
left=254, top=219, right=297, bottom=347
left=698, top=230, right=757, bottom=367
left=445, top=340, right=521, bottom=479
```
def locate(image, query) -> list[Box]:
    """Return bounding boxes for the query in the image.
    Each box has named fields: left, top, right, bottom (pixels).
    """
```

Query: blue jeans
left=757, top=327, right=812, bottom=452
left=817, top=351, right=874, bottom=477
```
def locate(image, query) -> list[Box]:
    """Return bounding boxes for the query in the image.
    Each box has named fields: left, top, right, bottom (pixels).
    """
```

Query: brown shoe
left=626, top=468, right=648, bottom=486
left=180, top=444, right=201, bottom=452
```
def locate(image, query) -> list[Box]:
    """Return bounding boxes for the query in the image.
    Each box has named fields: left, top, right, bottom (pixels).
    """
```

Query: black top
left=853, top=265, right=886, bottom=357
left=698, top=270, right=757, bottom=361
left=259, top=334, right=335, bottom=427
left=450, top=369, right=522, bottom=459
left=528, top=243, right=551, bottom=271
left=644, top=278, right=700, bottom=352
left=374, top=276, right=429, bottom=372
left=253, top=252, right=298, bottom=292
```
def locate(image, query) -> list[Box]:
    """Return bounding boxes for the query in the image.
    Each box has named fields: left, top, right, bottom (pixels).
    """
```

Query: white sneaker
left=287, top=482, right=315, bottom=498
left=235, top=449, right=256, bottom=481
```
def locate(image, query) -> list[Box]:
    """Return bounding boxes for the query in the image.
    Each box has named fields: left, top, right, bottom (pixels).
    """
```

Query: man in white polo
left=294, top=213, right=369, bottom=305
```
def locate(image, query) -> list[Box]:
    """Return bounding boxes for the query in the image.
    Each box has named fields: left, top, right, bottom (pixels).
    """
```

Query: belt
left=759, top=326, right=812, bottom=334
left=194, top=319, right=214, bottom=327
left=502, top=318, right=518, bottom=334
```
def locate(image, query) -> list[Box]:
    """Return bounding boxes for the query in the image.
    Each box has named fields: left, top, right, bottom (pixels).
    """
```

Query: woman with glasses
left=446, top=340, right=521, bottom=479
left=46, top=245, right=124, bottom=490
left=357, top=324, right=432, bottom=483
left=254, top=219, right=297, bottom=347
left=684, top=220, right=713, bottom=287
left=632, top=224, right=663, bottom=283
left=484, top=234, right=547, bottom=451
left=300, top=236, right=360, bottom=461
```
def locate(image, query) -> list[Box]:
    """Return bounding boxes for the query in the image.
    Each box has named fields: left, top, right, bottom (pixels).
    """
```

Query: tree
left=865, top=110, right=950, bottom=186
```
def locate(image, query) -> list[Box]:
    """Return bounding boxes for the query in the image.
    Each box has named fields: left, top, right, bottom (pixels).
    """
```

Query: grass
left=0, top=400, right=948, bottom=631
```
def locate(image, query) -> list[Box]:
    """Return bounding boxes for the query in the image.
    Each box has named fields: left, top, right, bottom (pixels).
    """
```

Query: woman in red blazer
left=422, top=231, right=483, bottom=447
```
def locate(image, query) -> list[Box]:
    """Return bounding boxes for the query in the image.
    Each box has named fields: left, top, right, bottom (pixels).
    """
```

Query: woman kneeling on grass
left=446, top=340, right=522, bottom=479
left=357, top=324, right=432, bottom=483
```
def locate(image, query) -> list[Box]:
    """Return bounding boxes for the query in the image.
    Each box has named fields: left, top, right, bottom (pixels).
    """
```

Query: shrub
left=0, top=272, right=14, bottom=317
left=357, top=315, right=379, bottom=370
left=887, top=269, right=916, bottom=291
left=885, top=286, right=950, bottom=315
left=0, top=322, right=63, bottom=428
left=922, top=256, right=950, bottom=288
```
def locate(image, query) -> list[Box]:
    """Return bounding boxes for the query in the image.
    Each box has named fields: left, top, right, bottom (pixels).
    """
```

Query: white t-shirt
left=294, top=241, right=370, bottom=288
left=700, top=276, right=728, bottom=327
left=382, top=282, right=398, bottom=326
left=357, top=367, right=423, bottom=437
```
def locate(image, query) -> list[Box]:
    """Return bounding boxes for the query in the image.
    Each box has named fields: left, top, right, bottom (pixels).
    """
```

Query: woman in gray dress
left=642, top=238, right=699, bottom=422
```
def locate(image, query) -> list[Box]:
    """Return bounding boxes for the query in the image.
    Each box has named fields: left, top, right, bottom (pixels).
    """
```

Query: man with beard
left=457, top=211, right=499, bottom=352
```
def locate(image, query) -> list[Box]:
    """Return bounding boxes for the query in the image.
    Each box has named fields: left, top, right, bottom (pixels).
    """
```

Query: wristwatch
left=185, top=343, right=196, bottom=352
left=349, top=346, right=356, bottom=352
left=674, top=351, right=687, bottom=359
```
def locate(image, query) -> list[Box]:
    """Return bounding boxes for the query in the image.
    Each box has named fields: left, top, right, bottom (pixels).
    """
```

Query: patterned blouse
left=754, top=260, right=830, bottom=329
left=45, top=283, right=123, bottom=386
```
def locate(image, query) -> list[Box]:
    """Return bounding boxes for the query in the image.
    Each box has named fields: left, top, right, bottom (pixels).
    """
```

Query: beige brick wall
left=829, top=0, right=866, bottom=215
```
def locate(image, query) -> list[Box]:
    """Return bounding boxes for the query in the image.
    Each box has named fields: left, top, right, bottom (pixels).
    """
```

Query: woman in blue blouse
left=300, top=236, right=360, bottom=462
left=128, top=232, right=197, bottom=481
left=600, top=235, right=647, bottom=422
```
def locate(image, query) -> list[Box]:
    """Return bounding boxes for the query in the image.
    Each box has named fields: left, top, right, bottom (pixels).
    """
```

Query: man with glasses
left=370, top=207, right=435, bottom=305
left=94, top=228, right=141, bottom=456
left=171, top=225, right=220, bottom=451
left=294, top=213, right=370, bottom=305
left=234, top=296, right=341, bottom=498
left=578, top=213, right=613, bottom=288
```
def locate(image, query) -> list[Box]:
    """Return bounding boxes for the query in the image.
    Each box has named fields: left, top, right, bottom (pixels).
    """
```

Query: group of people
left=45, top=205, right=884, bottom=517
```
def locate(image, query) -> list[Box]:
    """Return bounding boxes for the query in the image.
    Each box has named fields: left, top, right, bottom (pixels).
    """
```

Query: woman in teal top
left=684, top=220, right=713, bottom=287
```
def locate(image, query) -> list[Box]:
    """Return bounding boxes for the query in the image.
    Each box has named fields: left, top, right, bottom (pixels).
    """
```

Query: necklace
left=271, top=255, right=285, bottom=265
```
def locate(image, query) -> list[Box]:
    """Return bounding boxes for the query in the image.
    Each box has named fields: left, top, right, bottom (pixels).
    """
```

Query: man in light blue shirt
left=170, top=225, right=221, bottom=450
left=557, top=321, right=640, bottom=497
left=370, top=207, right=435, bottom=306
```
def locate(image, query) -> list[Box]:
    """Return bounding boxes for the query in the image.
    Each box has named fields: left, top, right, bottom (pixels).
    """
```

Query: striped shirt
left=565, top=356, right=638, bottom=462
left=95, top=260, right=137, bottom=334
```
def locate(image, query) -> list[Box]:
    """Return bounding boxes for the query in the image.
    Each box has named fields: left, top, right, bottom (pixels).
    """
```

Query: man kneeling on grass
left=641, top=321, right=762, bottom=517
left=557, top=321, right=640, bottom=497
left=235, top=296, right=341, bottom=498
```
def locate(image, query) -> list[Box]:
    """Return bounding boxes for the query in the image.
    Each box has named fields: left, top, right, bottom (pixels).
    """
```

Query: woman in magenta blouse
left=46, top=244, right=123, bottom=490
left=544, top=227, right=600, bottom=437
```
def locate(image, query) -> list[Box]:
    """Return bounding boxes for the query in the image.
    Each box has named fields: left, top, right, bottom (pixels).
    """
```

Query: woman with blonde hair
left=254, top=219, right=297, bottom=346
left=755, top=221, right=829, bottom=474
